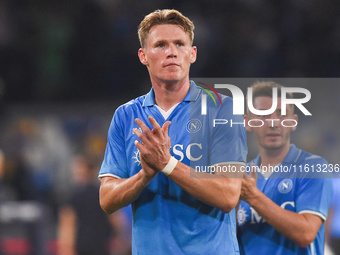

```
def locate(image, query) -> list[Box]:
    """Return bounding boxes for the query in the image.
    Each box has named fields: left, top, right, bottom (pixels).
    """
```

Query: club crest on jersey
left=186, top=119, right=202, bottom=133
left=278, top=179, right=293, bottom=194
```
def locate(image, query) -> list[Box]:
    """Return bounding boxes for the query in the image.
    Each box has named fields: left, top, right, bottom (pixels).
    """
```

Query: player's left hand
left=133, top=116, right=171, bottom=172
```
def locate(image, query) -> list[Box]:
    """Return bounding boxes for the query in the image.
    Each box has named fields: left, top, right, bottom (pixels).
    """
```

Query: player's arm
left=100, top=166, right=157, bottom=214
left=241, top=170, right=323, bottom=248
left=167, top=162, right=242, bottom=213
left=134, top=116, right=242, bottom=213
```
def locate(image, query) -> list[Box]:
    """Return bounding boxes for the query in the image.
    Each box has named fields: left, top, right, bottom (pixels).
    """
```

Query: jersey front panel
left=238, top=144, right=333, bottom=255
left=100, top=81, right=247, bottom=255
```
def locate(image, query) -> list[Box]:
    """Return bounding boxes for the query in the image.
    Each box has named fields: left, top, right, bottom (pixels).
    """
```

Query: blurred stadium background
left=0, top=0, right=339, bottom=254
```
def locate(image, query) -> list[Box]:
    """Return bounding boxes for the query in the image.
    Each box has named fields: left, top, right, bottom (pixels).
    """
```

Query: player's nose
left=166, top=44, right=178, bottom=58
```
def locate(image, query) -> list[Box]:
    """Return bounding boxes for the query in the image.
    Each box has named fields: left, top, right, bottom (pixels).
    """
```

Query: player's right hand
left=133, top=116, right=172, bottom=172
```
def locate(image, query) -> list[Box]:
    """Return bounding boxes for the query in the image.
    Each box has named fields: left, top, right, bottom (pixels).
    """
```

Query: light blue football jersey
left=238, top=144, right=333, bottom=255
left=99, top=81, right=247, bottom=255
left=330, top=178, right=340, bottom=238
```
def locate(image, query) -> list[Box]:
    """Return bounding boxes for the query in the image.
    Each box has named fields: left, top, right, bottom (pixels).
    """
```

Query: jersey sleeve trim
left=98, top=173, right=122, bottom=179
left=298, top=210, right=326, bottom=221
left=310, top=241, right=316, bottom=255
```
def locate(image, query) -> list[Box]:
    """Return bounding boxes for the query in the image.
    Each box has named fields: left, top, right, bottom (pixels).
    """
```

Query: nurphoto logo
left=199, top=83, right=312, bottom=128
left=201, top=83, right=311, bottom=116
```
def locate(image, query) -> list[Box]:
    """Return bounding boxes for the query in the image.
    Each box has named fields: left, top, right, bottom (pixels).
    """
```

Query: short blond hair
left=138, top=9, right=195, bottom=48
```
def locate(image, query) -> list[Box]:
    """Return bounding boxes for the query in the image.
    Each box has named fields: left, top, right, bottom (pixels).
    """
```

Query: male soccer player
left=99, top=9, right=247, bottom=254
left=237, top=81, right=333, bottom=254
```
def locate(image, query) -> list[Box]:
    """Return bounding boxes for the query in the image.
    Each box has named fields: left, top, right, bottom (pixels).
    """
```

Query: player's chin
left=165, top=72, right=183, bottom=80
left=161, top=75, right=186, bottom=84
left=263, top=140, right=283, bottom=150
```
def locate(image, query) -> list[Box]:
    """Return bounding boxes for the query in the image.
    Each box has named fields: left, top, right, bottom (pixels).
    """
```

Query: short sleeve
left=296, top=176, right=333, bottom=221
left=99, top=108, right=129, bottom=179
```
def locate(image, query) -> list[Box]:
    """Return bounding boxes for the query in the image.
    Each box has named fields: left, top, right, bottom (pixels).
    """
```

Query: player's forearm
left=100, top=171, right=155, bottom=214
left=246, top=192, right=319, bottom=248
left=167, top=162, right=242, bottom=213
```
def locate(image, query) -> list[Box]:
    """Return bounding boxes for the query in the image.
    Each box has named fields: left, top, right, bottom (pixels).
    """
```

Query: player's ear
left=291, top=114, right=298, bottom=131
left=138, top=48, right=148, bottom=66
left=190, top=46, right=197, bottom=64
left=244, top=114, right=252, bottom=132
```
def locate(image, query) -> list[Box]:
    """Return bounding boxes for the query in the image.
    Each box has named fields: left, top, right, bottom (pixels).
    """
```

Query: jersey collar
left=281, top=144, right=302, bottom=164
left=142, top=80, right=201, bottom=107
left=254, top=144, right=302, bottom=166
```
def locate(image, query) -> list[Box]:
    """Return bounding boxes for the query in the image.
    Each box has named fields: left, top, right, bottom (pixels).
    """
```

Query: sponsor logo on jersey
left=132, top=142, right=203, bottom=165
left=237, top=205, right=249, bottom=225
left=132, top=149, right=141, bottom=166
left=242, top=201, right=295, bottom=224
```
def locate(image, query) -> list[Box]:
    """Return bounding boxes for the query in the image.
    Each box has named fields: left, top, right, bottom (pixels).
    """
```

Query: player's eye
left=157, top=43, right=164, bottom=48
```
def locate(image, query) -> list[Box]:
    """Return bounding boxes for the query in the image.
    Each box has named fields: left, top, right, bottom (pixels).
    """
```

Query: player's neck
left=259, top=143, right=291, bottom=167
left=152, top=78, right=190, bottom=111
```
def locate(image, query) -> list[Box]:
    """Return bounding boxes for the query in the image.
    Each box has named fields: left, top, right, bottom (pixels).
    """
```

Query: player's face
left=245, top=96, right=298, bottom=152
left=138, top=24, right=197, bottom=84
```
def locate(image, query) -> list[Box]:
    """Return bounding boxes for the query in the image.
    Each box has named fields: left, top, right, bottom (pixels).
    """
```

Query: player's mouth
left=164, top=63, right=180, bottom=67
left=266, top=132, right=280, bottom=138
